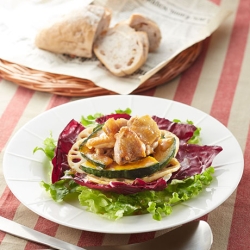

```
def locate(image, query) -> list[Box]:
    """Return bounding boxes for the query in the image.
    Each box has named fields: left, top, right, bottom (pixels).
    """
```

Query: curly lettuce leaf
left=114, top=108, right=132, bottom=115
left=80, top=108, right=131, bottom=127
left=33, top=132, right=56, bottom=160
left=41, top=179, right=79, bottom=202
left=80, top=113, right=103, bottom=127
left=75, top=167, right=214, bottom=220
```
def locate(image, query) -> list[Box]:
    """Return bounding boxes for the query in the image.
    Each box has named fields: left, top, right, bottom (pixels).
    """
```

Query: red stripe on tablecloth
left=24, top=95, right=71, bottom=249
left=173, top=38, right=210, bottom=105
left=210, top=0, right=250, bottom=126
left=197, top=214, right=209, bottom=222
left=0, top=187, right=22, bottom=242
left=0, top=87, right=34, bottom=243
left=46, top=95, right=71, bottom=110
left=24, top=217, right=61, bottom=250
left=209, top=0, right=250, bottom=248
left=128, top=231, right=156, bottom=244
left=0, top=89, right=33, bottom=214
left=210, top=0, right=220, bottom=5
left=0, top=87, right=34, bottom=152
left=228, top=125, right=250, bottom=249
left=138, top=88, right=156, bottom=96
left=77, top=231, right=104, bottom=247
left=0, top=187, right=20, bottom=219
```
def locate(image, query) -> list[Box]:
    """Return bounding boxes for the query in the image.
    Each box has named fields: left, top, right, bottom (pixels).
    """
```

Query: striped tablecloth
left=0, top=0, right=249, bottom=249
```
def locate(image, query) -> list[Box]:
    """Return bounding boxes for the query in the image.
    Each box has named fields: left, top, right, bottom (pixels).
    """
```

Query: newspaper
left=0, top=0, right=231, bottom=94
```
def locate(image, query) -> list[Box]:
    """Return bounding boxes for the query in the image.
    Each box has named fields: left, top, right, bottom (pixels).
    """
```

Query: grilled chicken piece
left=86, top=118, right=127, bottom=149
left=128, top=115, right=161, bottom=146
left=86, top=132, right=116, bottom=149
left=102, top=118, right=128, bottom=136
left=114, top=127, right=146, bottom=165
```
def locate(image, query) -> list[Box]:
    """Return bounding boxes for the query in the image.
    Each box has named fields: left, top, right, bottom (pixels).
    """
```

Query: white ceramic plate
left=3, top=95, right=244, bottom=234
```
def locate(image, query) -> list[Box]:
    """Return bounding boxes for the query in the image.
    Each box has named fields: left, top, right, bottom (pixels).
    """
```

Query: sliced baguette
left=35, top=5, right=111, bottom=58
left=126, top=14, right=161, bottom=52
left=93, top=23, right=149, bottom=77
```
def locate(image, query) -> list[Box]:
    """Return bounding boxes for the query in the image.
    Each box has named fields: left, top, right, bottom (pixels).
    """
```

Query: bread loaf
left=126, top=14, right=161, bottom=52
left=93, top=23, right=149, bottom=77
left=35, top=5, right=111, bottom=58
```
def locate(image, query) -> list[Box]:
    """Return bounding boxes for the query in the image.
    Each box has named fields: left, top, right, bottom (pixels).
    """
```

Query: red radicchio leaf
left=96, top=113, right=131, bottom=124
left=51, top=119, right=84, bottom=183
left=73, top=173, right=167, bottom=194
left=152, top=116, right=197, bottom=143
left=171, top=144, right=223, bottom=180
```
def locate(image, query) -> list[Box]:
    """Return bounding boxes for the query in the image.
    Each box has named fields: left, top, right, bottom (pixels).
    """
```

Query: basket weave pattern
left=0, top=42, right=202, bottom=96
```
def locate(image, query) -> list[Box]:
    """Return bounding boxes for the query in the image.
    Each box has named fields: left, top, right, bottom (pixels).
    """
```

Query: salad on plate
left=34, top=108, right=223, bottom=221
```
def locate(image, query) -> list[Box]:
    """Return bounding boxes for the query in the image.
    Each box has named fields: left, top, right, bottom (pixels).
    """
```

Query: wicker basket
left=0, top=42, right=202, bottom=97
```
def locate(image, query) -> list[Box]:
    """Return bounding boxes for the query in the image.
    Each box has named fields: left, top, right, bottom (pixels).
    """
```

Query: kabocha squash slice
left=79, top=137, right=177, bottom=179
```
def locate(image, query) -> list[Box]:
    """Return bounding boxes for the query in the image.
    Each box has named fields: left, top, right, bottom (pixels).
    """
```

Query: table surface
left=0, top=0, right=250, bottom=249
